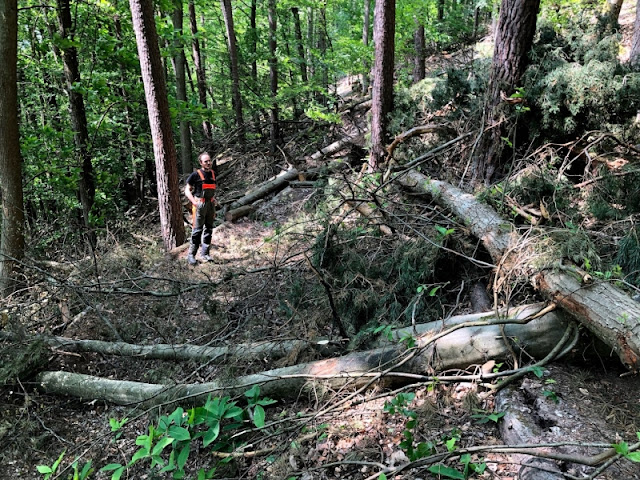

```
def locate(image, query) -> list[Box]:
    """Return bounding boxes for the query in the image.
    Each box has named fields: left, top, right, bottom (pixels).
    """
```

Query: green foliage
left=587, top=170, right=640, bottom=221
left=312, top=225, right=442, bottom=337
left=525, top=20, right=640, bottom=138
left=99, top=387, right=276, bottom=479
left=471, top=409, right=505, bottom=424
left=37, top=452, right=93, bottom=480
left=616, top=228, right=640, bottom=287
left=613, top=433, right=640, bottom=462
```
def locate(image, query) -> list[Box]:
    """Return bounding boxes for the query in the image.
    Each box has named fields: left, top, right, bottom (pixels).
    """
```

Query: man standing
left=185, top=152, right=218, bottom=265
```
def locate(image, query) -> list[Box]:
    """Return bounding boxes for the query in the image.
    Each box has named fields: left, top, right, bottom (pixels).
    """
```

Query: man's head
left=199, top=152, right=212, bottom=170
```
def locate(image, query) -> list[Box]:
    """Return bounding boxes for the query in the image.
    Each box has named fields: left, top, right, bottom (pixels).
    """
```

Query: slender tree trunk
left=600, top=0, right=624, bottom=34
left=188, top=0, right=212, bottom=140
left=129, top=0, right=186, bottom=250
left=632, top=0, right=640, bottom=66
left=283, top=22, right=300, bottom=118
left=318, top=2, right=329, bottom=105
left=291, top=7, right=308, bottom=83
left=170, top=0, right=193, bottom=176
left=437, top=0, right=445, bottom=21
left=472, top=0, right=540, bottom=184
left=56, top=0, right=95, bottom=244
left=307, top=6, right=315, bottom=79
left=249, top=0, right=258, bottom=85
left=0, top=0, right=24, bottom=297
left=220, top=0, right=244, bottom=140
left=413, top=20, right=425, bottom=83
left=369, top=0, right=396, bottom=170
left=362, top=0, right=371, bottom=92
left=114, top=14, right=143, bottom=203
left=268, top=0, right=280, bottom=152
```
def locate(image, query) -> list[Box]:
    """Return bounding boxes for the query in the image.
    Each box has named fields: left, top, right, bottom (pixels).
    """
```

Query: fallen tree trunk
left=224, top=204, right=258, bottom=223
left=36, top=304, right=567, bottom=406
left=307, top=134, right=365, bottom=162
left=0, top=331, right=329, bottom=363
left=396, top=169, right=640, bottom=370
left=228, top=169, right=300, bottom=211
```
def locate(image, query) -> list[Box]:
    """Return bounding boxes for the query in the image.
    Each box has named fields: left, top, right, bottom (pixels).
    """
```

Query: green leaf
left=177, top=443, right=190, bottom=471
left=428, top=464, right=465, bottom=479
left=203, top=423, right=220, bottom=447
left=254, top=405, right=266, bottom=428
left=530, top=366, right=545, bottom=378
left=37, top=466, right=53, bottom=474
left=100, top=464, right=123, bottom=472
left=445, top=437, right=457, bottom=451
left=614, top=441, right=630, bottom=455
left=244, top=385, right=260, bottom=401
left=168, top=426, right=191, bottom=441
left=152, top=436, right=175, bottom=456
left=626, top=451, right=640, bottom=462
left=378, top=474, right=387, bottom=480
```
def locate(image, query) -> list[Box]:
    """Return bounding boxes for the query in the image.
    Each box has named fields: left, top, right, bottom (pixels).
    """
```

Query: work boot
left=200, top=244, right=212, bottom=262
left=187, top=244, right=198, bottom=265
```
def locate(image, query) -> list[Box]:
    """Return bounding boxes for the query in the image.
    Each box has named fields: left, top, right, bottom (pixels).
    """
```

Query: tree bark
left=268, top=0, right=280, bottom=152
left=413, top=20, right=425, bottom=83
left=0, top=0, right=24, bottom=297
left=169, top=0, right=193, bottom=176
left=630, top=0, right=640, bottom=66
left=188, top=0, right=212, bottom=139
left=473, top=0, right=541, bottom=183
left=36, top=304, right=567, bottom=406
left=396, top=169, right=640, bottom=370
left=129, top=0, right=186, bottom=250
left=220, top=0, right=244, bottom=140
left=291, top=7, right=308, bottom=83
left=362, top=0, right=371, bottom=92
left=56, top=0, right=95, bottom=243
left=369, top=0, right=396, bottom=170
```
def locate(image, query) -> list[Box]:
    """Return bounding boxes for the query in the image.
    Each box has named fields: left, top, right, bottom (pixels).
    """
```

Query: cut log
left=224, top=204, right=258, bottom=222
left=36, top=304, right=567, bottom=406
left=307, top=134, right=365, bottom=162
left=228, top=169, right=300, bottom=210
left=396, top=169, right=640, bottom=370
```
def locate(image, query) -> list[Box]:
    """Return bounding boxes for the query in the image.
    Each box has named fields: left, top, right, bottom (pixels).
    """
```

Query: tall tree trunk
left=129, top=0, right=186, bottom=250
left=307, top=6, right=315, bottom=79
left=368, top=0, right=396, bottom=170
left=631, top=0, right=640, bottom=66
left=56, top=0, right=95, bottom=244
left=170, top=0, right=193, bottom=176
left=413, top=20, right=425, bottom=83
left=188, top=0, right=212, bottom=140
left=114, top=14, right=143, bottom=204
left=318, top=1, right=329, bottom=105
left=437, top=0, right=445, bottom=21
left=220, top=0, right=244, bottom=141
left=283, top=22, right=300, bottom=118
left=291, top=7, right=308, bottom=83
left=0, top=0, right=24, bottom=297
left=249, top=0, right=258, bottom=85
left=268, top=0, right=280, bottom=152
left=362, top=0, right=371, bottom=92
left=472, top=0, right=540, bottom=184
left=600, top=0, right=624, bottom=34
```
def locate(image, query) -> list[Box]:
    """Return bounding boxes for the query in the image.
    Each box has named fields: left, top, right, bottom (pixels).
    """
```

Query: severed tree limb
left=386, top=124, right=450, bottom=160
left=0, top=330, right=331, bottom=363
left=36, top=304, right=567, bottom=406
left=395, top=169, right=640, bottom=370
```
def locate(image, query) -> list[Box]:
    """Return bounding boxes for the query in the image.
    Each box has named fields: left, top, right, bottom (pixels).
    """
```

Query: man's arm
left=185, top=183, right=200, bottom=205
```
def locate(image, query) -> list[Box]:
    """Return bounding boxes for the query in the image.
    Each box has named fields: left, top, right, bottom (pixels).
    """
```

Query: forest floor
left=4, top=8, right=640, bottom=480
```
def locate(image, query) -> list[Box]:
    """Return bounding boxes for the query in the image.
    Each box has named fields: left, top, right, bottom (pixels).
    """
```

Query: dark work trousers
left=191, top=198, right=216, bottom=249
